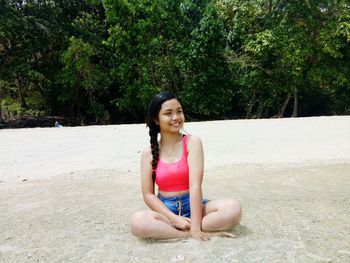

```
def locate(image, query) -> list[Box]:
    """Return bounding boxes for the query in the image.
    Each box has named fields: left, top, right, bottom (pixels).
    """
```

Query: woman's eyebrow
left=163, top=106, right=182, bottom=112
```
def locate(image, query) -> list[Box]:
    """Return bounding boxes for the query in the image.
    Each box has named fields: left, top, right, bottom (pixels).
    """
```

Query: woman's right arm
left=140, top=148, right=191, bottom=230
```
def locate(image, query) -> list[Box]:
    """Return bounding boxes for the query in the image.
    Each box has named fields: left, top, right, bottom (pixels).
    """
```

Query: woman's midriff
left=158, top=189, right=189, bottom=197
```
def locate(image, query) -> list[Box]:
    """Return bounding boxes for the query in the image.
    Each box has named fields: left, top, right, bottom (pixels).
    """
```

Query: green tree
left=60, top=36, right=110, bottom=123
left=58, top=0, right=112, bottom=124
left=0, top=0, right=50, bottom=117
left=104, top=0, right=235, bottom=120
left=218, top=0, right=350, bottom=118
left=103, top=0, right=186, bottom=120
left=1, top=0, right=349, bottom=126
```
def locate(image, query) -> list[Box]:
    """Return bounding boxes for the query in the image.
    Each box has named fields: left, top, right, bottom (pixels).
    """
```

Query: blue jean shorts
left=158, top=192, right=209, bottom=218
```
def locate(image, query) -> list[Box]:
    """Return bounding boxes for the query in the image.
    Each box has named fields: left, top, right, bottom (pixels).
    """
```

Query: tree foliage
left=218, top=0, right=350, bottom=117
left=0, top=0, right=349, bottom=125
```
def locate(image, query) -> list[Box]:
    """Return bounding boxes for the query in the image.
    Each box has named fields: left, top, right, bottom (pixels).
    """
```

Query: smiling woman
left=158, top=99, right=184, bottom=134
left=129, top=91, right=242, bottom=240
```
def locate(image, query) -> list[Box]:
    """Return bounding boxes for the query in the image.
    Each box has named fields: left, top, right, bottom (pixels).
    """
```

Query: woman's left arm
left=187, top=135, right=205, bottom=233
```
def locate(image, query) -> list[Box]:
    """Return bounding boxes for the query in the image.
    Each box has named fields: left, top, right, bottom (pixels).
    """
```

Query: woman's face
left=157, top=99, right=185, bottom=133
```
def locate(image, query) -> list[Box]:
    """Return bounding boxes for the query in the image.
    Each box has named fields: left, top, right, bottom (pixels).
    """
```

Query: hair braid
left=147, top=91, right=178, bottom=190
left=149, top=121, right=160, bottom=185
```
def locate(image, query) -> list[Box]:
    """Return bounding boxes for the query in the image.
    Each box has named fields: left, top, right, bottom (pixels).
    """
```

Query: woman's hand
left=191, top=231, right=236, bottom=241
left=169, top=215, right=191, bottom=230
left=190, top=231, right=211, bottom=241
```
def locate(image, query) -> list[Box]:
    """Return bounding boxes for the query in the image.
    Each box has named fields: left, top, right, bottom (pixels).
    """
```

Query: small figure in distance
left=129, top=91, right=242, bottom=240
left=55, top=121, right=63, bottom=128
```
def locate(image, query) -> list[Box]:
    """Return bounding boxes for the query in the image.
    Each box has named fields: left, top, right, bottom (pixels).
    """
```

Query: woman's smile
left=158, top=99, right=185, bottom=132
left=170, top=121, right=182, bottom=127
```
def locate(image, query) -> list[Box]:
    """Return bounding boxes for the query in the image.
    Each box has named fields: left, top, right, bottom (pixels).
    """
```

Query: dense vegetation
left=1, top=0, right=349, bottom=126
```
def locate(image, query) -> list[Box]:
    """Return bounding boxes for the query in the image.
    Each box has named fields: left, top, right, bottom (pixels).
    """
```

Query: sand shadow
left=139, top=224, right=252, bottom=244
left=232, top=224, right=252, bottom=237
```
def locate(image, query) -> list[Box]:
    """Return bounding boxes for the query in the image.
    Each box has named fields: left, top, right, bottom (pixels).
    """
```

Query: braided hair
left=147, top=91, right=177, bottom=186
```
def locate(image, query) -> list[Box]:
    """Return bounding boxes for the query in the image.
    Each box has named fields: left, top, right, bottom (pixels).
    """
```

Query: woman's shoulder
left=141, top=145, right=153, bottom=161
left=185, top=134, right=203, bottom=148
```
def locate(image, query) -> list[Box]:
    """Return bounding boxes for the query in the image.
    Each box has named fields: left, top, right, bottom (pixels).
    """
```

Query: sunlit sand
left=0, top=116, right=349, bottom=262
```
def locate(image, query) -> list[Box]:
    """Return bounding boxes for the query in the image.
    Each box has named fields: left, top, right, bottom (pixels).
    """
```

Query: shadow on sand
left=139, top=224, right=252, bottom=244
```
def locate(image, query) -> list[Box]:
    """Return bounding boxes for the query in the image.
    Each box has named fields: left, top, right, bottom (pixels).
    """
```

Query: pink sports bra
left=155, top=135, right=189, bottom=192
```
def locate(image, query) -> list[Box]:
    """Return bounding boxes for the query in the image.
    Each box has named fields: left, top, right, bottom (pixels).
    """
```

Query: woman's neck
left=159, top=132, right=182, bottom=146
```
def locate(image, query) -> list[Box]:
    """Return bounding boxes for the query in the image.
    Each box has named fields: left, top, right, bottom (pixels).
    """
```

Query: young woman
left=130, top=91, right=242, bottom=240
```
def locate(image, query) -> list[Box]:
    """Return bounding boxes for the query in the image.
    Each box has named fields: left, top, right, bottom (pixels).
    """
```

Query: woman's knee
left=129, top=210, right=153, bottom=237
left=220, top=198, right=242, bottom=226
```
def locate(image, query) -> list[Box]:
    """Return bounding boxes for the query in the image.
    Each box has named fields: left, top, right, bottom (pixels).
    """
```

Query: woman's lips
left=170, top=122, right=182, bottom=127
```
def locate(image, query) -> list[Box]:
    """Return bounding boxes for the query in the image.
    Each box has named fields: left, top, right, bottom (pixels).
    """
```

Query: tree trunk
left=16, top=78, right=27, bottom=110
left=257, top=100, right=264, bottom=119
left=292, top=86, right=298, bottom=117
left=149, top=62, right=157, bottom=87
left=268, top=0, right=273, bottom=12
left=245, top=89, right=256, bottom=119
left=75, top=73, right=84, bottom=124
left=165, top=48, right=179, bottom=92
left=0, top=87, right=3, bottom=122
left=278, top=93, right=291, bottom=118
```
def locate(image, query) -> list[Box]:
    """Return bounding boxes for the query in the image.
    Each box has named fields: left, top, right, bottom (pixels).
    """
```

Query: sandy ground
left=0, top=116, right=350, bottom=262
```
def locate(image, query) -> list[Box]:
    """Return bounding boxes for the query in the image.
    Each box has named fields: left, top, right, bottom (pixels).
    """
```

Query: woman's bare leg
left=201, top=198, right=242, bottom=232
left=130, top=210, right=189, bottom=239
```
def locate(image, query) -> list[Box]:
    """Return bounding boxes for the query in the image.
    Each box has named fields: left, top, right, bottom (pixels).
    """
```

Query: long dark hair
left=147, top=91, right=178, bottom=186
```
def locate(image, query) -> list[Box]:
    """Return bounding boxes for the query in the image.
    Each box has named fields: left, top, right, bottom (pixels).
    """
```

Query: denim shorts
left=158, top=192, right=209, bottom=218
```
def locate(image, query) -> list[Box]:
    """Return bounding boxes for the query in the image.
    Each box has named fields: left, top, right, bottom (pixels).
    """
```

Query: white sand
left=1, top=116, right=349, bottom=182
left=0, top=116, right=350, bottom=262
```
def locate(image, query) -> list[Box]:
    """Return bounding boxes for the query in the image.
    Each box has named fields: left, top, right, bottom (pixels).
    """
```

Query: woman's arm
left=140, top=148, right=191, bottom=230
left=187, top=135, right=204, bottom=233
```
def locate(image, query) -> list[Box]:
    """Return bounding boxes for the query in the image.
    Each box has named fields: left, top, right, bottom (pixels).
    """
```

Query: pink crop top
left=155, top=135, right=189, bottom=192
